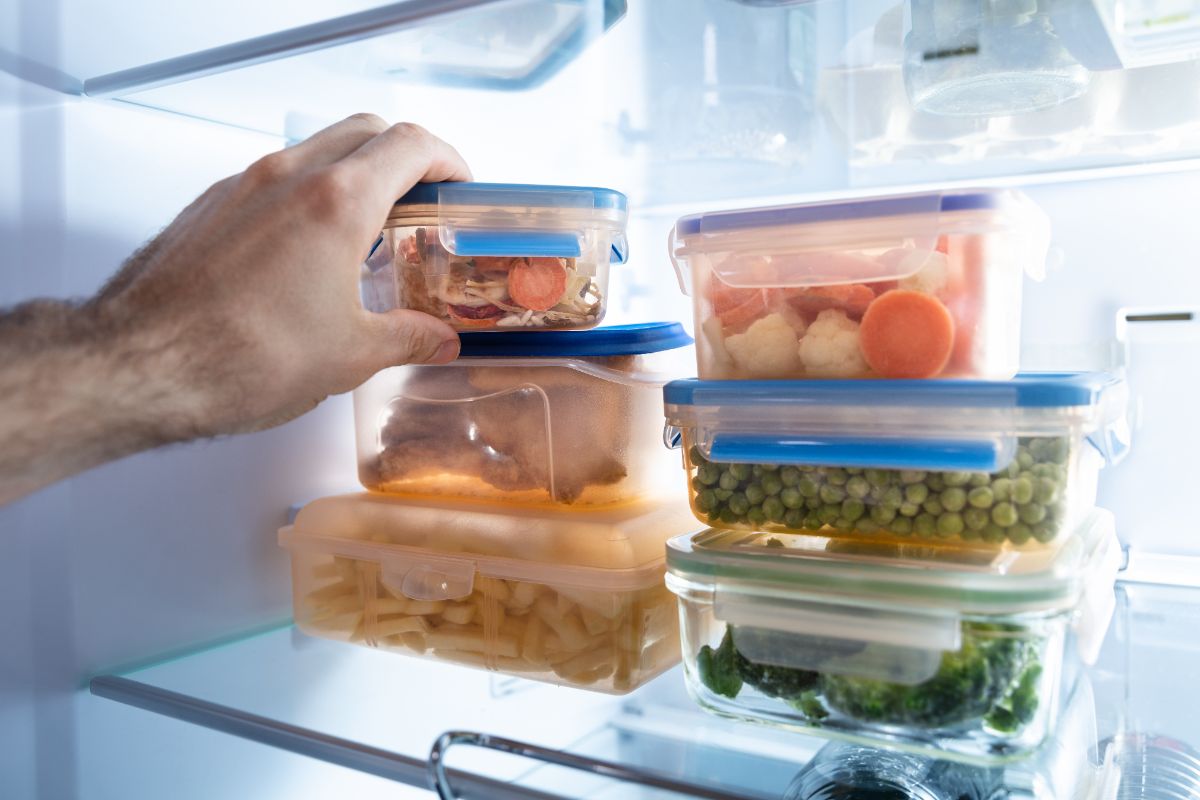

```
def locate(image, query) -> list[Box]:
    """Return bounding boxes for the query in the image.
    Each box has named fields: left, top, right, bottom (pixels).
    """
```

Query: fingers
left=340, top=122, right=473, bottom=208
left=283, top=113, right=389, bottom=170
left=361, top=308, right=461, bottom=370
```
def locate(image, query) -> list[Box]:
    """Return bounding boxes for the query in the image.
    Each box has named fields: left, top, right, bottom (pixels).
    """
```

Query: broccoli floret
left=697, top=627, right=743, bottom=699
left=736, top=649, right=820, bottom=698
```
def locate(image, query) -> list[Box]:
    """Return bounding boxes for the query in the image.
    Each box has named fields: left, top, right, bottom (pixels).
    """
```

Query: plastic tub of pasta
left=663, top=373, right=1129, bottom=556
left=356, top=322, right=692, bottom=506
left=666, top=508, right=1121, bottom=764
left=667, top=189, right=1049, bottom=380
left=280, top=493, right=698, bottom=694
left=362, top=182, right=628, bottom=331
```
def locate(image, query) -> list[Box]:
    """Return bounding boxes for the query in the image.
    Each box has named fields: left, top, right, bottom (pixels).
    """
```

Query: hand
left=0, top=116, right=471, bottom=504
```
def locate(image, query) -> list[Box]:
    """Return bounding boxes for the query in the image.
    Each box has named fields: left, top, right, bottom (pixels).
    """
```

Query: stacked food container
left=660, top=189, right=1132, bottom=765
left=279, top=182, right=701, bottom=693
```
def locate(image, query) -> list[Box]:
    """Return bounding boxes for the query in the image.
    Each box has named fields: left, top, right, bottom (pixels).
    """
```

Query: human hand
left=96, top=115, right=471, bottom=437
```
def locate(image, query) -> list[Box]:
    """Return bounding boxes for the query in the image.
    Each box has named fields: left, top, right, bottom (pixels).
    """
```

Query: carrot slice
left=859, top=290, right=956, bottom=379
left=708, top=279, right=768, bottom=333
left=784, top=284, right=876, bottom=319
left=447, top=303, right=504, bottom=329
left=508, top=258, right=568, bottom=312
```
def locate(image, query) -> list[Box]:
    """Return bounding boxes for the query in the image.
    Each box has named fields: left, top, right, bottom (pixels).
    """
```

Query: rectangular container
left=663, top=373, right=1129, bottom=557
left=665, top=509, right=1121, bottom=764
left=281, top=493, right=700, bottom=694
left=356, top=323, right=692, bottom=506
left=667, top=189, right=1050, bottom=380
left=363, top=182, right=628, bottom=331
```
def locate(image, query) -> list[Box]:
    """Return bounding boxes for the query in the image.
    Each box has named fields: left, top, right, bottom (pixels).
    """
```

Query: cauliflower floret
left=723, top=313, right=804, bottom=378
left=898, top=250, right=949, bottom=296
left=798, top=309, right=869, bottom=377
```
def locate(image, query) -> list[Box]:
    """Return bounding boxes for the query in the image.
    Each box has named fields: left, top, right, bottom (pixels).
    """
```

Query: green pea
left=745, top=484, right=767, bottom=505
left=1051, top=438, right=1070, bottom=464
left=914, top=513, right=937, bottom=538
left=747, top=503, right=767, bottom=523
left=697, top=489, right=716, bottom=512
left=922, top=499, right=944, bottom=516
left=798, top=477, right=820, bottom=498
left=865, top=469, right=891, bottom=487
left=806, top=498, right=822, bottom=511
left=818, top=506, right=840, bottom=525
left=992, top=502, right=1018, bottom=528
left=819, top=484, right=846, bottom=504
left=898, top=502, right=921, bottom=518
left=841, top=499, right=866, bottom=522
left=1034, top=477, right=1059, bottom=505
left=960, top=524, right=982, bottom=541
left=719, top=471, right=740, bottom=491
left=783, top=509, right=804, bottom=528
left=940, top=487, right=967, bottom=512
left=692, top=476, right=706, bottom=493
left=881, top=486, right=904, bottom=509
left=833, top=517, right=853, bottom=531
left=982, top=523, right=1007, bottom=543
left=719, top=507, right=740, bottom=525
left=730, top=464, right=753, bottom=481
left=1018, top=503, right=1047, bottom=525
left=964, top=508, right=990, bottom=531
left=1013, top=478, right=1035, bottom=505
left=688, top=445, right=708, bottom=466
left=804, top=514, right=823, bottom=529
left=706, top=512, right=722, bottom=524
left=845, top=467, right=863, bottom=475
left=762, top=474, right=784, bottom=496
left=846, top=476, right=871, bottom=499
left=780, top=467, right=802, bottom=487
left=1017, top=450, right=1034, bottom=470
left=937, top=512, right=965, bottom=537
left=761, top=463, right=780, bottom=472
left=715, top=488, right=734, bottom=502
left=969, top=472, right=991, bottom=487
left=1008, top=523, right=1033, bottom=545
left=904, top=483, right=929, bottom=504
left=728, top=493, right=750, bottom=516
left=697, top=464, right=721, bottom=485
left=854, top=518, right=880, bottom=534
left=926, top=473, right=946, bottom=492
left=992, top=478, right=1013, bottom=503
left=763, top=497, right=786, bottom=522
left=890, top=517, right=913, bottom=536
left=899, top=470, right=927, bottom=484
left=825, top=468, right=848, bottom=486
left=781, top=487, right=804, bottom=509
left=944, top=471, right=971, bottom=487
left=871, top=505, right=897, bottom=525
left=967, top=486, right=994, bottom=509
left=1032, top=522, right=1057, bottom=543
left=1005, top=461, right=1022, bottom=479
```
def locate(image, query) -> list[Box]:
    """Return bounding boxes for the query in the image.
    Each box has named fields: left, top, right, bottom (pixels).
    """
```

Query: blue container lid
left=664, top=373, right=1121, bottom=410
left=459, top=322, right=692, bottom=358
left=395, top=182, right=628, bottom=212
left=674, top=190, right=1000, bottom=236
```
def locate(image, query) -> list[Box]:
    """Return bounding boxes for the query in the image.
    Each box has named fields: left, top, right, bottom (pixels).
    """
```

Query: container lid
left=666, top=508, right=1119, bottom=616
left=280, top=493, right=699, bottom=599
left=664, top=373, right=1130, bottom=473
left=395, top=181, right=628, bottom=212
left=458, top=322, right=692, bottom=358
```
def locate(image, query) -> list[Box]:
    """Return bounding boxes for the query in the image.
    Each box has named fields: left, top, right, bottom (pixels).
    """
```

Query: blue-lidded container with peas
left=663, top=373, right=1129, bottom=554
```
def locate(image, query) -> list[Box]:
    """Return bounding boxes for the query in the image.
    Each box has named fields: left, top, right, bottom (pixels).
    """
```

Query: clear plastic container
left=362, top=182, right=628, bottom=331
left=663, top=373, right=1129, bottom=555
left=356, top=323, right=692, bottom=506
left=665, top=508, right=1121, bottom=764
left=280, top=492, right=700, bottom=694
left=667, top=190, right=1050, bottom=380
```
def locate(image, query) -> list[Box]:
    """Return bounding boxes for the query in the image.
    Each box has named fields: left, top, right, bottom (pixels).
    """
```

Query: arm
left=0, top=115, right=471, bottom=506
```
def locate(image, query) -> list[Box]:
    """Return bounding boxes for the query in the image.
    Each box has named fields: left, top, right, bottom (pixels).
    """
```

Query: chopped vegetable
left=859, top=290, right=956, bottom=379
left=508, top=257, right=569, bottom=312
left=784, top=284, right=876, bottom=319
left=724, top=313, right=805, bottom=378
left=697, top=627, right=743, bottom=699
left=797, top=309, right=869, bottom=378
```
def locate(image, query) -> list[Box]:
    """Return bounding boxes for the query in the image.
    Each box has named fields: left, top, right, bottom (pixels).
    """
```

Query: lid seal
left=459, top=322, right=692, bottom=358
left=395, top=181, right=627, bottom=211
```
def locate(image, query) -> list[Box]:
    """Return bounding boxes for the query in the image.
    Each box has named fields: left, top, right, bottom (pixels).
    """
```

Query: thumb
left=364, top=309, right=460, bottom=369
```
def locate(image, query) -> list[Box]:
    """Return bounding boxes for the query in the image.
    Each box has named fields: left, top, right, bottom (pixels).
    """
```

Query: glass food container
left=281, top=492, right=700, bottom=694
left=356, top=322, right=692, bottom=506
left=666, top=508, right=1121, bottom=764
left=663, top=373, right=1129, bottom=556
left=667, top=189, right=1049, bottom=380
left=362, top=182, right=628, bottom=331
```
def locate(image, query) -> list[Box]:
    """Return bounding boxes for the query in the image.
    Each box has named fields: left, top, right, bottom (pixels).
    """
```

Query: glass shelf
left=88, top=580, right=1200, bottom=798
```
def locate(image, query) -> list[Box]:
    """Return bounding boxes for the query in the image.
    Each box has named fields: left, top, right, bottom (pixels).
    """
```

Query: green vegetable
left=696, top=627, right=742, bottom=699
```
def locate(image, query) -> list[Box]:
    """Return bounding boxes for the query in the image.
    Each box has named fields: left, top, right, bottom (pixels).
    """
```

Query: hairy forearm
left=0, top=298, right=200, bottom=505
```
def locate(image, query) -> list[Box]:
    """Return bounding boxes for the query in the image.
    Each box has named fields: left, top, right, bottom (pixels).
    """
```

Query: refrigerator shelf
left=86, top=581, right=1200, bottom=798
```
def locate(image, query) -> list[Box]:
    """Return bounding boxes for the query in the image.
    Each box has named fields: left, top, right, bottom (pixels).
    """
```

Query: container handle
left=705, top=432, right=1013, bottom=472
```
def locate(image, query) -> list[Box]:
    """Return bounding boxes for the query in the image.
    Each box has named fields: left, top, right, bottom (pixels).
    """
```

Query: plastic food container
left=667, top=189, right=1049, bottom=380
left=666, top=508, right=1121, bottom=764
left=362, top=182, right=628, bottom=331
left=663, top=373, right=1129, bottom=555
left=281, top=493, right=700, bottom=694
left=356, top=322, right=692, bottom=506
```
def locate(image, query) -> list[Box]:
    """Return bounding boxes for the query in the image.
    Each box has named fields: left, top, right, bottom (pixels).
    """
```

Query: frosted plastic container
left=363, top=182, right=628, bottom=331
left=667, top=190, right=1049, bottom=380
left=663, top=373, right=1129, bottom=556
left=281, top=493, right=700, bottom=694
left=666, top=509, right=1121, bottom=764
left=356, top=323, right=692, bottom=506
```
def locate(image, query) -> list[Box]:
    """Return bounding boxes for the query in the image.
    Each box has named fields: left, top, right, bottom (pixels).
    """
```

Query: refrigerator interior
left=4, top=0, right=1200, bottom=797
